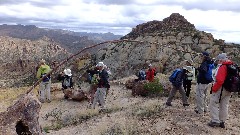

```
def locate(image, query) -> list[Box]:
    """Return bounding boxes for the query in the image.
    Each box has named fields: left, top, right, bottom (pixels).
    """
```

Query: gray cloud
left=81, top=0, right=135, bottom=5
left=0, top=0, right=65, bottom=8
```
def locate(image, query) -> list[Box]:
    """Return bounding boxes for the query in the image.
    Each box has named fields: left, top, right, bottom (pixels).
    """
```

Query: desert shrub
left=143, top=78, right=163, bottom=97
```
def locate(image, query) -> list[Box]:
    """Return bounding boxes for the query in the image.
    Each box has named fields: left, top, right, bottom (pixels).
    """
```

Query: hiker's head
left=148, top=64, right=152, bottom=69
left=39, top=59, right=45, bottom=65
left=97, top=62, right=104, bottom=70
left=64, top=69, right=72, bottom=76
left=185, top=60, right=192, bottom=66
left=216, top=53, right=228, bottom=63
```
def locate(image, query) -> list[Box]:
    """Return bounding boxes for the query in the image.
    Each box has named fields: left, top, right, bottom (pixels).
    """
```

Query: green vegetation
left=143, top=78, right=164, bottom=96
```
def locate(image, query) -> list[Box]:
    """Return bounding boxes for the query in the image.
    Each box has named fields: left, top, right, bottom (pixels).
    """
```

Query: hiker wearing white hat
left=57, top=69, right=74, bottom=99
left=92, top=61, right=110, bottom=110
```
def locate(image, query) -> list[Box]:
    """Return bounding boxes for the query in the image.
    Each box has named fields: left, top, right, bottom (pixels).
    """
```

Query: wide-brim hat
left=96, top=62, right=104, bottom=67
left=64, top=69, right=72, bottom=76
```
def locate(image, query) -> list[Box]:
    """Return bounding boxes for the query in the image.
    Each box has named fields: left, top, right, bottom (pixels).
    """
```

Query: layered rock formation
left=95, top=13, right=240, bottom=79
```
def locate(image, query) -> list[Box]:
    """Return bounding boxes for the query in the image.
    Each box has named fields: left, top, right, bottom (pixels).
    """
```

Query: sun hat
left=216, top=53, right=227, bottom=60
left=64, top=69, right=72, bottom=76
left=97, top=62, right=104, bottom=67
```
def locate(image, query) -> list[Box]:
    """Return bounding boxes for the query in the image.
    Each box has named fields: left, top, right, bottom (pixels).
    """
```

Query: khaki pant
left=209, top=87, right=231, bottom=123
left=166, top=85, right=188, bottom=104
left=39, top=80, right=51, bottom=102
left=92, top=88, right=106, bottom=109
left=195, top=83, right=209, bottom=113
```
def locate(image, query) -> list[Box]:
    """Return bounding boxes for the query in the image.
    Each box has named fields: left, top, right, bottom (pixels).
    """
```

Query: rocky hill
left=0, top=24, right=122, bottom=53
left=0, top=36, right=71, bottom=87
left=95, top=13, right=240, bottom=79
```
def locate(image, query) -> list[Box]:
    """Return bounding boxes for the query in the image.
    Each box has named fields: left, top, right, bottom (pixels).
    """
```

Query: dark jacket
left=197, top=58, right=213, bottom=84
left=57, top=74, right=73, bottom=89
left=173, top=69, right=185, bottom=87
left=98, top=69, right=110, bottom=88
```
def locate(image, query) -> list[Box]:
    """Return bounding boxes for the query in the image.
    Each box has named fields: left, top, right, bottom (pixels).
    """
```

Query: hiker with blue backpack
left=36, top=59, right=52, bottom=103
left=208, top=53, right=238, bottom=128
left=57, top=69, right=74, bottom=99
left=166, top=67, right=189, bottom=107
left=195, top=51, right=214, bottom=114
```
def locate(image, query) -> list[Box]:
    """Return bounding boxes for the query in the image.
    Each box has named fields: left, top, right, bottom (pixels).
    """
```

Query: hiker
left=208, top=53, right=232, bottom=128
left=166, top=67, right=189, bottom=107
left=146, top=64, right=156, bottom=82
left=195, top=51, right=214, bottom=114
left=183, top=60, right=195, bottom=98
left=57, top=69, right=74, bottom=99
left=92, top=62, right=110, bottom=109
left=86, top=67, right=99, bottom=105
left=36, top=59, right=52, bottom=103
left=138, top=68, right=146, bottom=81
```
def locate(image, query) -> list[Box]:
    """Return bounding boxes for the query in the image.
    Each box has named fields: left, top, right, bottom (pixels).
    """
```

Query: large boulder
left=132, top=80, right=149, bottom=96
left=63, top=88, right=88, bottom=101
left=0, top=93, right=42, bottom=135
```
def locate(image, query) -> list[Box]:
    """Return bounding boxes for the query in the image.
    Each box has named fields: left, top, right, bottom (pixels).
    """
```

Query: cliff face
left=95, top=13, right=240, bottom=79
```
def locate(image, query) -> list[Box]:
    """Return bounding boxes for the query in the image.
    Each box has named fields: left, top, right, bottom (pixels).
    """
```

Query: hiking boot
left=183, top=103, right=189, bottom=107
left=194, top=109, right=201, bottom=114
left=208, top=121, right=220, bottom=127
left=220, top=122, right=225, bottom=128
left=166, top=102, right=172, bottom=106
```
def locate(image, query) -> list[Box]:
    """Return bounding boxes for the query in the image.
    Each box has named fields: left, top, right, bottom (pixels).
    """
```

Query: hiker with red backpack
left=195, top=51, right=214, bottom=114
left=166, top=67, right=189, bottom=107
left=208, top=53, right=237, bottom=128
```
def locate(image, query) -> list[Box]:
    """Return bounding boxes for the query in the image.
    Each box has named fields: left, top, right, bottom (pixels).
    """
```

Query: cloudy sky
left=0, top=0, right=240, bottom=43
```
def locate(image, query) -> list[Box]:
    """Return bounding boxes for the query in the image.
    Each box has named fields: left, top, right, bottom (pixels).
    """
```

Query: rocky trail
left=36, top=81, right=240, bottom=135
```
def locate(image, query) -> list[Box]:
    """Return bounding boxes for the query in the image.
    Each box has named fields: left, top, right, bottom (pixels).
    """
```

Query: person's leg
left=46, top=81, right=51, bottom=102
left=185, top=80, right=192, bottom=98
left=196, top=83, right=208, bottom=113
left=178, top=85, right=188, bottom=105
left=219, top=89, right=231, bottom=127
left=99, top=88, right=107, bottom=108
left=166, top=86, right=177, bottom=105
left=203, top=84, right=209, bottom=112
left=92, top=88, right=100, bottom=109
left=39, top=82, right=45, bottom=103
left=209, top=89, right=221, bottom=123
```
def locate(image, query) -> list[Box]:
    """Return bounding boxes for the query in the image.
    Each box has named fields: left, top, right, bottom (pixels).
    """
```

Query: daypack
left=222, top=64, right=240, bottom=92
left=87, top=73, right=92, bottom=84
left=205, top=63, right=214, bottom=83
left=63, top=77, right=71, bottom=88
left=91, top=74, right=99, bottom=85
left=169, top=69, right=181, bottom=83
left=138, top=70, right=146, bottom=80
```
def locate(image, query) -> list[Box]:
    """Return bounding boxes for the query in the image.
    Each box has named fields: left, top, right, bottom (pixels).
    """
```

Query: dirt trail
left=39, top=83, right=240, bottom=135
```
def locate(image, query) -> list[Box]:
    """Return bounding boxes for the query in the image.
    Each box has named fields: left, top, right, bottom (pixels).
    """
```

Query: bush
left=143, top=78, right=163, bottom=96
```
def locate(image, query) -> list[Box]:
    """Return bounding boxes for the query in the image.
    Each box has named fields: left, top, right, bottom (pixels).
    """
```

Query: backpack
left=138, top=70, right=146, bottom=80
left=63, top=77, right=71, bottom=88
left=87, top=73, right=92, bottom=84
left=222, top=64, right=240, bottom=92
left=205, top=63, right=214, bottom=83
left=169, top=69, right=181, bottom=83
left=91, top=74, right=99, bottom=85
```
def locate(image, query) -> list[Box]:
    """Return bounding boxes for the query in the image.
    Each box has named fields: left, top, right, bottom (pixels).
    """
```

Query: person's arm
left=198, top=62, right=208, bottom=73
left=36, top=66, right=42, bottom=79
left=212, top=65, right=227, bottom=92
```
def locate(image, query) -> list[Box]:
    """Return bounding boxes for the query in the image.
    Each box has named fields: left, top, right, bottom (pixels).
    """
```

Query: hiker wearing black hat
left=195, top=51, right=214, bottom=114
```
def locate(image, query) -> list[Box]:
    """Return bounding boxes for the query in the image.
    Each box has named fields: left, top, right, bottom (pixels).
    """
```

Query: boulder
left=63, top=88, right=88, bottom=101
left=132, top=80, right=149, bottom=96
left=0, top=93, right=42, bottom=135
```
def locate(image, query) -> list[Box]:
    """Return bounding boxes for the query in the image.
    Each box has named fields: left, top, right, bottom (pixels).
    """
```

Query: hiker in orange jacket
left=146, top=64, right=156, bottom=82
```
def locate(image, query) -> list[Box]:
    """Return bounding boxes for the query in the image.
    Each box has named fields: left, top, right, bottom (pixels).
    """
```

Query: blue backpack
left=169, top=69, right=181, bottom=83
left=205, top=63, right=214, bottom=83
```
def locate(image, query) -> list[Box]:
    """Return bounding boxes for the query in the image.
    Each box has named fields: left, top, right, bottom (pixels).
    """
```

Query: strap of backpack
left=219, top=86, right=224, bottom=103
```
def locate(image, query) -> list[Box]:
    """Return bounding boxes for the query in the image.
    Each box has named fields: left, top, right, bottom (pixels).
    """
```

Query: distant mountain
left=0, top=24, right=122, bottom=53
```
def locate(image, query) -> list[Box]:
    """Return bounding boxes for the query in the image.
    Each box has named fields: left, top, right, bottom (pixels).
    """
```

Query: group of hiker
left=137, top=64, right=157, bottom=82
left=36, top=51, right=239, bottom=128
left=166, top=51, right=240, bottom=128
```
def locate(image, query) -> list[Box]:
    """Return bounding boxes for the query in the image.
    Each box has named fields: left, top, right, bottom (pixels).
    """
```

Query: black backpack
left=222, top=64, right=240, bottom=92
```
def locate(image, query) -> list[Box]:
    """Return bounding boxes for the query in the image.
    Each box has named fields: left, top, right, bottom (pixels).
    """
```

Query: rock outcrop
left=95, top=13, right=240, bottom=80
left=0, top=93, right=42, bottom=135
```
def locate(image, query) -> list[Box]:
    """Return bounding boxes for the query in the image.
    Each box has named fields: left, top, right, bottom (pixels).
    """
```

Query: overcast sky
left=0, top=0, right=240, bottom=43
